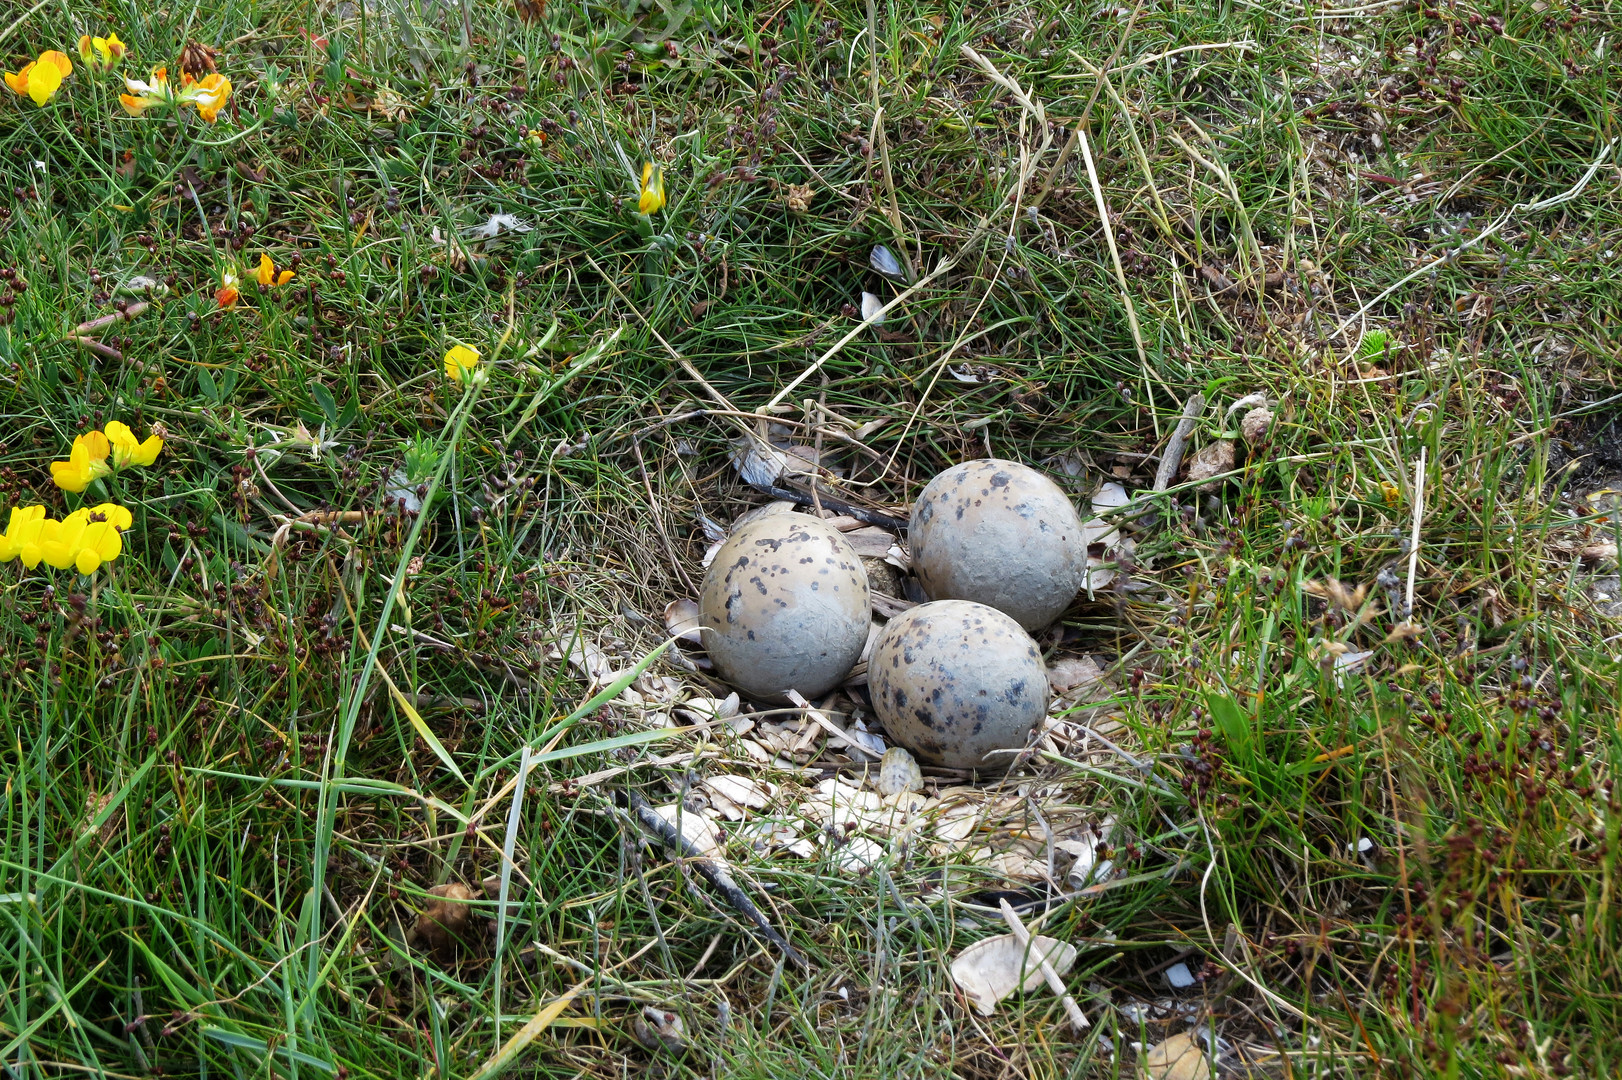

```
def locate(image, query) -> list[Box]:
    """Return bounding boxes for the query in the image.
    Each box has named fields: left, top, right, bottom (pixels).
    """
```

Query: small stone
left=1185, top=440, right=1236, bottom=492
left=1240, top=407, right=1274, bottom=446
left=875, top=746, right=923, bottom=796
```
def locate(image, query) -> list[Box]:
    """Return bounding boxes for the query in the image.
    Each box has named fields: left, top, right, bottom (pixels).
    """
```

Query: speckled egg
left=868, top=600, right=1048, bottom=773
left=698, top=513, right=871, bottom=703
left=909, top=459, right=1086, bottom=630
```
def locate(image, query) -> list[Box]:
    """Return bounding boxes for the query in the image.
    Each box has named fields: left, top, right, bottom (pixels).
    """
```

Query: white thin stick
left=998, top=899, right=1090, bottom=1030
left=1405, top=448, right=1426, bottom=619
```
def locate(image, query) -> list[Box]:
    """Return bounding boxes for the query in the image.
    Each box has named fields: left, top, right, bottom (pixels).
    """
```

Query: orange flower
left=216, top=268, right=240, bottom=309
left=4, top=50, right=73, bottom=106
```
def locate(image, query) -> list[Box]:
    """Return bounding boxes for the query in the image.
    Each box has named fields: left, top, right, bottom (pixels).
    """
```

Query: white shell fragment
left=869, top=244, right=907, bottom=281
left=1142, top=1031, right=1213, bottom=1080
left=909, top=459, right=1088, bottom=629
left=698, top=513, right=872, bottom=703
left=950, top=932, right=1078, bottom=1016
left=663, top=598, right=702, bottom=644
left=649, top=804, right=725, bottom=860
left=875, top=746, right=924, bottom=797
left=861, top=291, right=885, bottom=325
left=1164, top=962, right=1197, bottom=989
left=868, top=600, right=1048, bottom=773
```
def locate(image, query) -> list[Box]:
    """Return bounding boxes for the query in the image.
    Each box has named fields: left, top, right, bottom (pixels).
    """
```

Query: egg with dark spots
left=698, top=513, right=871, bottom=703
left=909, top=459, right=1086, bottom=630
left=869, top=600, right=1048, bottom=773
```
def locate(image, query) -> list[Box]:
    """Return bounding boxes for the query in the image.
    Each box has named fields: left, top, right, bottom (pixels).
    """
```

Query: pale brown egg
left=698, top=513, right=871, bottom=703
left=909, top=459, right=1086, bottom=630
left=868, top=600, right=1048, bottom=773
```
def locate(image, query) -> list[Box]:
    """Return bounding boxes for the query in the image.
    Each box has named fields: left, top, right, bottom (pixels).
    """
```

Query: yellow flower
left=180, top=71, right=231, bottom=122
left=79, top=33, right=127, bottom=73
left=50, top=431, right=113, bottom=493
left=32, top=504, right=132, bottom=574
left=216, top=268, right=240, bottom=309
left=1380, top=480, right=1401, bottom=508
left=120, top=66, right=174, bottom=116
left=5, top=51, right=73, bottom=106
left=0, top=505, right=47, bottom=563
left=638, top=162, right=665, bottom=215
left=443, top=343, right=482, bottom=384
left=103, top=421, right=163, bottom=468
left=256, top=253, right=294, bottom=288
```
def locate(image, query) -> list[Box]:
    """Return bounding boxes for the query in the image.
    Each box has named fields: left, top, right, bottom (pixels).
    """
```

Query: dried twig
left=1154, top=393, right=1206, bottom=492
left=998, top=899, right=1089, bottom=1030
left=619, top=789, right=808, bottom=970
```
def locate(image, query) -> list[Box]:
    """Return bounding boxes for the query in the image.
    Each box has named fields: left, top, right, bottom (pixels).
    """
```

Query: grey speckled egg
left=910, top=459, right=1086, bottom=630
left=869, top=600, right=1048, bottom=773
left=698, top=513, right=871, bottom=703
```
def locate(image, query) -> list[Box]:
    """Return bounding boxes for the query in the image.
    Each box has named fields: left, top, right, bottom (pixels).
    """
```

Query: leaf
left=311, top=383, right=340, bottom=426
left=1142, top=1031, right=1212, bottom=1080
left=201, top=1029, right=338, bottom=1074
left=197, top=367, right=220, bottom=403
left=950, top=932, right=1077, bottom=1016
left=465, top=982, right=590, bottom=1080
left=379, top=664, right=467, bottom=785
left=1205, top=692, right=1254, bottom=763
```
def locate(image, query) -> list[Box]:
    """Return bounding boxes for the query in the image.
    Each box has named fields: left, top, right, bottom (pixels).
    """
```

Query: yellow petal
left=5, top=63, right=35, bottom=98
left=257, top=253, right=275, bottom=286
left=51, top=460, right=91, bottom=493
left=77, top=521, right=123, bottom=573
left=27, top=56, right=64, bottom=105
left=186, top=73, right=230, bottom=122
left=19, top=518, right=55, bottom=568
left=40, top=51, right=74, bottom=78
left=120, top=92, right=150, bottom=116
left=42, top=516, right=86, bottom=570
left=103, top=34, right=127, bottom=62
left=443, top=343, right=481, bottom=382
left=104, top=421, right=137, bottom=467
left=80, top=36, right=97, bottom=67
left=0, top=505, right=47, bottom=562
left=133, top=434, right=162, bottom=466
left=80, top=430, right=111, bottom=462
left=75, top=546, right=102, bottom=575
left=638, top=164, right=665, bottom=215
left=276, top=269, right=295, bottom=286
left=86, top=503, right=134, bottom=530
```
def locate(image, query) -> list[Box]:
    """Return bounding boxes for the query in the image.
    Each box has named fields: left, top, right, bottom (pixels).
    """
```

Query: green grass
left=1, top=0, right=1620, bottom=1076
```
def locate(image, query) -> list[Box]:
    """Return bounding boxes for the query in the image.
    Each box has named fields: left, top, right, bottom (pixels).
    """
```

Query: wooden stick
left=999, top=899, right=1089, bottom=1029
left=1154, top=393, right=1205, bottom=493
left=621, top=789, right=808, bottom=970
